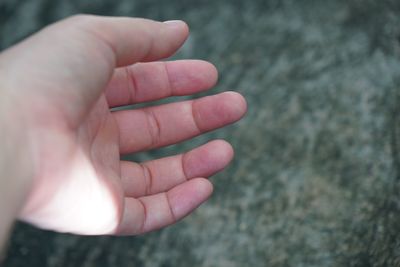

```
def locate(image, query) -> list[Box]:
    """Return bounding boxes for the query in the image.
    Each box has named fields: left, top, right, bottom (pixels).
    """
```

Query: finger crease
left=190, top=101, right=203, bottom=134
left=125, top=66, right=138, bottom=105
left=180, top=153, right=190, bottom=182
left=163, top=62, right=174, bottom=96
left=140, top=163, right=154, bottom=195
left=137, top=198, right=148, bottom=233
left=144, top=109, right=161, bottom=148
left=164, top=192, right=177, bottom=223
left=142, top=31, right=155, bottom=61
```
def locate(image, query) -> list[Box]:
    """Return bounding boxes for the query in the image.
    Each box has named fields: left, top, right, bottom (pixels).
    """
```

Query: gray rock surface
left=1, top=0, right=400, bottom=266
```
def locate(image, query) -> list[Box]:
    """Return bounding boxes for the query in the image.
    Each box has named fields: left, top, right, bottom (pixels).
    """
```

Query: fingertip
left=190, top=60, right=219, bottom=89
left=163, top=20, right=189, bottom=33
left=204, top=61, right=219, bottom=88
left=169, top=178, right=213, bottom=220
left=222, top=91, right=248, bottom=121
left=183, top=139, right=234, bottom=178
left=209, top=139, right=234, bottom=164
left=163, top=19, right=190, bottom=48
left=193, top=91, right=247, bottom=133
left=165, top=60, right=218, bottom=95
left=194, top=177, right=214, bottom=196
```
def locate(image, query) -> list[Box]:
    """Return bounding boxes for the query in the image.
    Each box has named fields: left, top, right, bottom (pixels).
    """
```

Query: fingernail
left=163, top=20, right=185, bottom=27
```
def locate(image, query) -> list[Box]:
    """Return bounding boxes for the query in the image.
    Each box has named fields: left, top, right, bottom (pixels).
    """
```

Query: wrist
left=0, top=85, right=34, bottom=251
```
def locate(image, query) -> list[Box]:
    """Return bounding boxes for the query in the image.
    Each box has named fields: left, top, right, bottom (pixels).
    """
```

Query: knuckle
left=144, top=110, right=162, bottom=148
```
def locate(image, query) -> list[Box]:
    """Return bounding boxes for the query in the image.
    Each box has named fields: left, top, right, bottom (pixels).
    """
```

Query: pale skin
left=0, top=15, right=246, bottom=250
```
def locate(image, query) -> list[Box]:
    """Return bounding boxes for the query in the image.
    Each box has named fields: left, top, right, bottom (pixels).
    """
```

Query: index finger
left=0, top=15, right=189, bottom=124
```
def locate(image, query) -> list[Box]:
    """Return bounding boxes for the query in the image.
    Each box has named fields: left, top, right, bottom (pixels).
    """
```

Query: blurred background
left=1, top=0, right=400, bottom=266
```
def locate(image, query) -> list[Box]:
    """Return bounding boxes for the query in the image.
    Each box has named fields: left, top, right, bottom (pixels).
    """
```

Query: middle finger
left=113, top=91, right=246, bottom=154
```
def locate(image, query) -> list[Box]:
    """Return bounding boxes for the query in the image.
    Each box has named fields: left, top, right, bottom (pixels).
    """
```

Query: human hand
left=0, top=16, right=246, bottom=236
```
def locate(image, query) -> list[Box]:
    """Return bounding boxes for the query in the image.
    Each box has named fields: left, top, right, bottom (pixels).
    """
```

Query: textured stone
left=2, top=0, right=400, bottom=266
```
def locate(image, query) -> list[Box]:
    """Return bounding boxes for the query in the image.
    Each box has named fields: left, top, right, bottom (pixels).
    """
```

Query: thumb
left=0, top=15, right=189, bottom=125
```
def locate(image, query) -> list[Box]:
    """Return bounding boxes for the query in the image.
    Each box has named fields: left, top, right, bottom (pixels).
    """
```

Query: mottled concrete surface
left=1, top=0, right=400, bottom=266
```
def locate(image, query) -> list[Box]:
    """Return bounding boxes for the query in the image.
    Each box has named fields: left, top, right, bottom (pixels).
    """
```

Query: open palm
left=2, top=16, right=246, bottom=235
